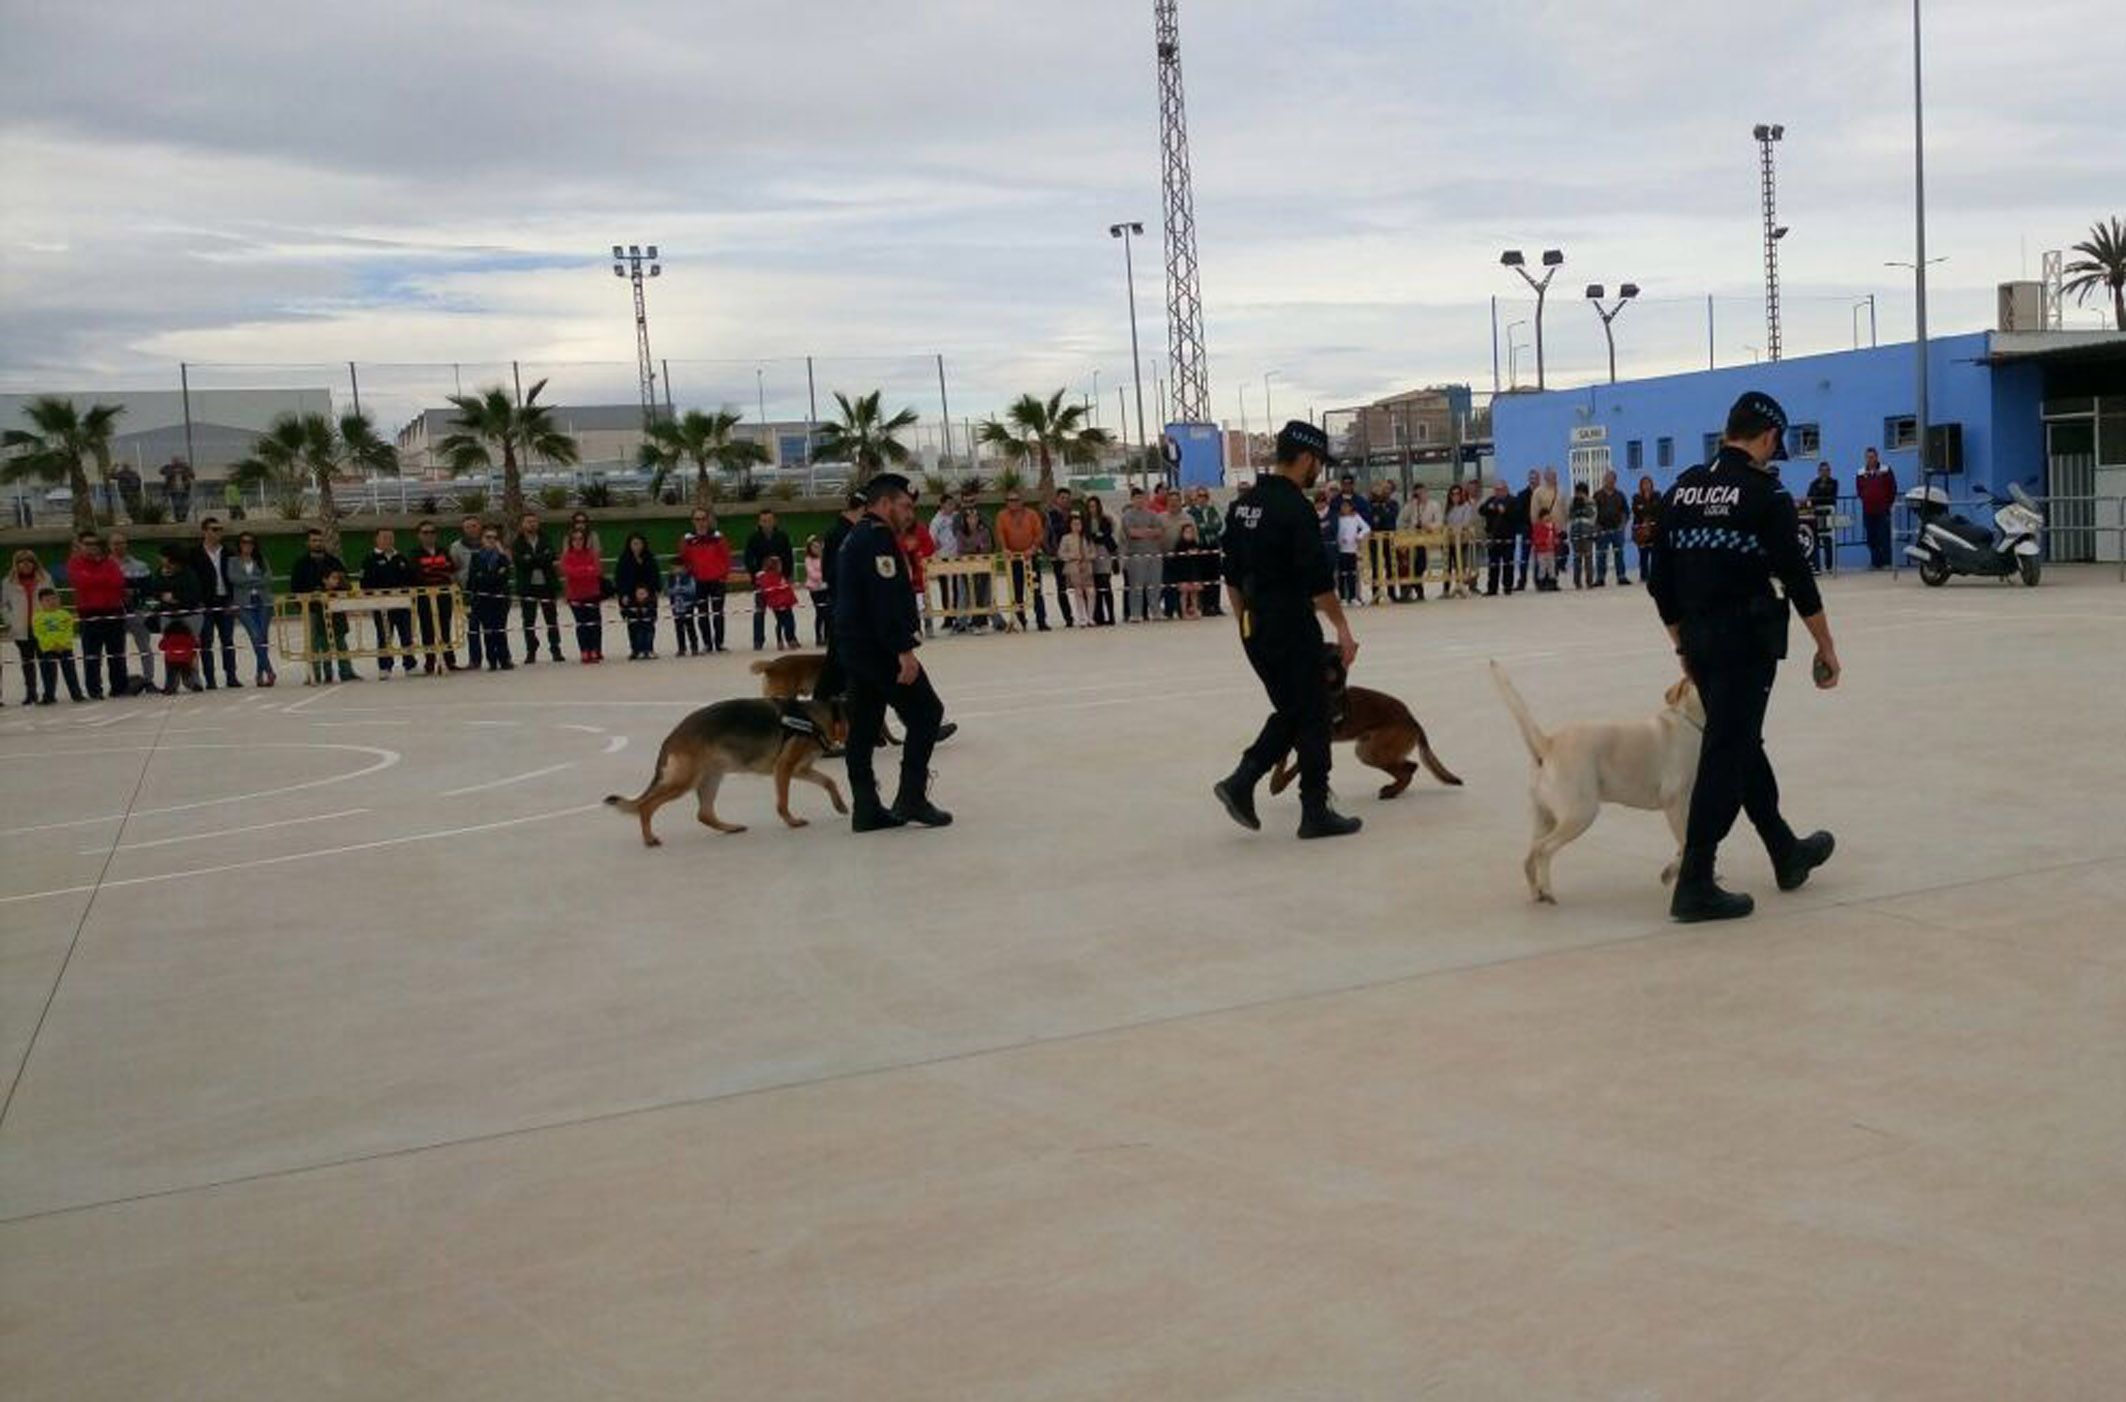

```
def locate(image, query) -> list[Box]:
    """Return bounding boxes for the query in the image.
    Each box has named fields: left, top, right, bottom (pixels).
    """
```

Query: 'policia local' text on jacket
left=1646, top=445, right=1823, bottom=628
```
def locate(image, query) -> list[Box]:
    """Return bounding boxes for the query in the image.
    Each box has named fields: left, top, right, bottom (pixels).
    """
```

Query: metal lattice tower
left=1754, top=125, right=1785, bottom=362
left=1155, top=0, right=1209, bottom=424
left=612, top=243, right=662, bottom=425
left=2041, top=248, right=2065, bottom=329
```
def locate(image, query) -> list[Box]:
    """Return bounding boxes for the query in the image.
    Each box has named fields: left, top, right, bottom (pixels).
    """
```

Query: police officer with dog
left=1647, top=391, right=1840, bottom=922
left=1211, top=421, right=1363, bottom=840
left=833, top=472, right=950, bottom=832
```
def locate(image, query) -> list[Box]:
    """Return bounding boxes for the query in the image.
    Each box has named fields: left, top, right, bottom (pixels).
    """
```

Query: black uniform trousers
left=1680, top=629, right=1797, bottom=861
left=200, top=603, right=239, bottom=685
left=520, top=594, right=562, bottom=659
left=842, top=658, right=943, bottom=804
left=1239, top=620, right=1331, bottom=804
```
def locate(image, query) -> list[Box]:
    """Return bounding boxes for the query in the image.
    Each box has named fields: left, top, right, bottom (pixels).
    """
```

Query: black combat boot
left=1669, top=847, right=1754, bottom=923
left=1212, top=762, right=1265, bottom=832
left=890, top=784, right=953, bottom=828
left=1774, top=830, right=1836, bottom=892
left=1296, top=794, right=1362, bottom=840
left=849, top=786, right=905, bottom=833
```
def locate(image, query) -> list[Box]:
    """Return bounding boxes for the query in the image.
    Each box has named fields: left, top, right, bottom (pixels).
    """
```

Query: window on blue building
left=1701, top=432, right=1720, bottom=463
left=1883, top=415, right=1917, bottom=450
left=1656, top=437, right=1674, bottom=468
left=1792, top=423, right=1821, bottom=456
left=1626, top=439, right=1644, bottom=472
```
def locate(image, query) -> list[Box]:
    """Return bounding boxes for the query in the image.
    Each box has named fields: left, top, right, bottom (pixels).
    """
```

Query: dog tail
left=748, top=658, right=775, bottom=676
left=1488, top=661, right=1549, bottom=764
left=1412, top=722, right=1464, bottom=787
left=604, top=737, right=676, bottom=813
left=602, top=792, right=640, bottom=813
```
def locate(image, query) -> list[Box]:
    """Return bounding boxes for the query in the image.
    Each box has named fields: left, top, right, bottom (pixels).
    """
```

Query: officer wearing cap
left=1647, top=391, right=1842, bottom=922
left=832, top=472, right=950, bottom=831
left=1211, top=421, right=1364, bottom=840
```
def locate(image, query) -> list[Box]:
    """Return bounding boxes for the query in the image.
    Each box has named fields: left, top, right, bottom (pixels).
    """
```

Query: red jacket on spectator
left=755, top=561, right=798, bottom=613
left=66, top=551, right=127, bottom=613
left=560, top=545, right=604, bottom=604
left=899, top=523, right=936, bottom=592
left=678, top=532, right=731, bottom=583
left=1856, top=466, right=1898, bottom=517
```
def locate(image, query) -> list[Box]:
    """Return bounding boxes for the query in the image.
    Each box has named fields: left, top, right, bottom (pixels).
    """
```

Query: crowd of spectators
left=5, top=458, right=1881, bottom=701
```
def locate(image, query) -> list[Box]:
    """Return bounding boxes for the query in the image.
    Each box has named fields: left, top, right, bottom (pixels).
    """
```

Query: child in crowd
left=159, top=618, right=205, bottom=693
left=666, top=566, right=700, bottom=656
left=1569, top=482, right=1598, bottom=589
left=803, top=537, right=829, bottom=646
left=1335, top=498, right=1371, bottom=604
left=1531, top=516, right=1560, bottom=592
left=6, top=550, right=54, bottom=703
left=754, top=556, right=800, bottom=650
left=31, top=586, right=86, bottom=704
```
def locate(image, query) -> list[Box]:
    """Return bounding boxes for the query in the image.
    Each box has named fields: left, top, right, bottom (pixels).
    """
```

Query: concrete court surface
left=1, top=567, right=2121, bottom=1400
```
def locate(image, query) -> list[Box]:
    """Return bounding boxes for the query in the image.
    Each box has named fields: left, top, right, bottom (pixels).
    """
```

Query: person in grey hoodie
left=108, top=530, right=158, bottom=690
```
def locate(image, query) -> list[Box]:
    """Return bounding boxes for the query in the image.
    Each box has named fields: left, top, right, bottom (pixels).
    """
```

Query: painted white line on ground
left=558, top=723, right=606, bottom=734
left=439, top=762, right=575, bottom=798
left=463, top=720, right=521, bottom=728
left=602, top=735, right=629, bottom=755
left=0, top=803, right=603, bottom=906
left=279, top=686, right=337, bottom=713
left=0, top=744, right=402, bottom=835
left=81, top=808, right=370, bottom=855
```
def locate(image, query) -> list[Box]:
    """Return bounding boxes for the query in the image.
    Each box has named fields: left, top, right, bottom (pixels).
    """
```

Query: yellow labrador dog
left=1490, top=661, right=1705, bottom=904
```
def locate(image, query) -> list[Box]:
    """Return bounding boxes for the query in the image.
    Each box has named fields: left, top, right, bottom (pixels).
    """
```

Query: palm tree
left=977, top=389, right=1114, bottom=496
left=2062, top=216, right=2126, bottom=330
left=1, top=397, right=125, bottom=533
left=435, top=379, right=580, bottom=522
left=813, top=390, right=918, bottom=473
left=230, top=411, right=397, bottom=553
left=639, top=408, right=772, bottom=504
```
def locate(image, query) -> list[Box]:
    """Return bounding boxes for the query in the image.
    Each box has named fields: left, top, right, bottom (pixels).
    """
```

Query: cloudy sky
left=1, top=0, right=2117, bottom=440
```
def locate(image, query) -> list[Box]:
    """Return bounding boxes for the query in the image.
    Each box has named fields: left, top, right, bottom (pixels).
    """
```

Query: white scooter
left=1903, top=481, right=2044, bottom=587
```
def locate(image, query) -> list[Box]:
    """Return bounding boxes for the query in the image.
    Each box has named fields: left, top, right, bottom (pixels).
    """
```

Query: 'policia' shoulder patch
left=875, top=554, right=898, bottom=577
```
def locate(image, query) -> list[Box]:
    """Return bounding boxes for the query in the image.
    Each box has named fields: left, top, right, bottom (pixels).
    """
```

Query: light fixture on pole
left=1583, top=283, right=1640, bottom=384
left=1752, top=124, right=1786, bottom=361
left=1263, top=371, right=1277, bottom=430
left=1109, top=221, right=1150, bottom=482
left=611, top=243, right=662, bottom=427
left=1505, top=320, right=1529, bottom=390
left=1499, top=248, right=1564, bottom=390
left=1851, top=295, right=1879, bottom=348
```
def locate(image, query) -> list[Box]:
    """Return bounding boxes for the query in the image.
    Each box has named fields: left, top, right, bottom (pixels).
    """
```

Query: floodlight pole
left=612, top=242, right=662, bottom=428
left=1110, top=221, right=1151, bottom=474
left=1499, top=249, right=1564, bottom=390
left=1585, top=284, right=1639, bottom=384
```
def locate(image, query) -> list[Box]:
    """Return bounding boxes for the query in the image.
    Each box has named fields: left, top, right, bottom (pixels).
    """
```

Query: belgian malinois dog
left=1268, top=647, right=1464, bottom=801
left=605, top=696, right=849, bottom=847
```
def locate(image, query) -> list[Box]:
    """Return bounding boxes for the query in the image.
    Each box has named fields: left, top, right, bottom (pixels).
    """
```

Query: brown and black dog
left=1268, top=649, right=1463, bottom=800
left=752, top=651, right=902, bottom=746
left=605, top=696, right=849, bottom=846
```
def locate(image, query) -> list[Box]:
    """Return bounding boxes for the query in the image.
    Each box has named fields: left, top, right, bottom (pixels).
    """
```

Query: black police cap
left=1274, top=419, right=1337, bottom=466
left=1728, top=391, right=1791, bottom=460
left=860, top=472, right=916, bottom=503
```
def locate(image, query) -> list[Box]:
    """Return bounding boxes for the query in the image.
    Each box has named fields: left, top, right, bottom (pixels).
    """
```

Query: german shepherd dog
left=1268, top=647, right=1463, bottom=800
left=605, top=696, right=850, bottom=846
left=752, top=651, right=903, bottom=747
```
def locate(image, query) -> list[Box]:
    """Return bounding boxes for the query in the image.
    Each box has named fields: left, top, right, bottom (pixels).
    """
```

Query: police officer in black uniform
left=1211, top=421, right=1363, bottom=840
left=1647, top=391, right=1841, bottom=922
left=832, top=472, right=950, bottom=832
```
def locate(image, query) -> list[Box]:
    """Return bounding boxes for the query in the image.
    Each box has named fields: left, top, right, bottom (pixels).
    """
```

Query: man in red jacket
left=66, top=530, right=132, bottom=698
left=677, top=506, right=733, bottom=653
left=1855, top=448, right=1898, bottom=569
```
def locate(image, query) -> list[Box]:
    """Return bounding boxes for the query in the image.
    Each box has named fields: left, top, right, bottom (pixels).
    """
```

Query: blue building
left=1492, top=330, right=2126, bottom=565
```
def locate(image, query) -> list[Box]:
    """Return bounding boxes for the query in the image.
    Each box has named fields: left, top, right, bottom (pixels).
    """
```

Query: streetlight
left=1091, top=368, right=1101, bottom=428
left=1744, top=344, right=1763, bottom=363
left=1753, top=124, right=1787, bottom=361
left=1499, top=248, right=1564, bottom=390
left=1263, top=371, right=1277, bottom=430
left=1584, top=282, right=1640, bottom=384
left=1851, top=295, right=1879, bottom=348
left=1505, top=319, right=1529, bottom=390
left=612, top=242, right=662, bottom=426
left=1236, top=382, right=1252, bottom=468
left=1109, top=221, right=1150, bottom=484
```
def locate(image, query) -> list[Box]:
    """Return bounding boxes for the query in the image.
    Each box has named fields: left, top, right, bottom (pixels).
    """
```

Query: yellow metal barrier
left=1363, top=530, right=1478, bottom=599
left=276, top=586, right=467, bottom=674
left=924, top=555, right=1008, bottom=628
